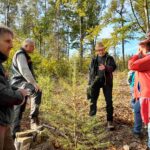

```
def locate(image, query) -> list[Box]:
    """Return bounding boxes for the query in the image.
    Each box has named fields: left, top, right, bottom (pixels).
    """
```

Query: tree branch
left=129, top=0, right=146, bottom=33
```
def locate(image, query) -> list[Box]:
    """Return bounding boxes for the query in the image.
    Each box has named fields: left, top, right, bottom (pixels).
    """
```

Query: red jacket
left=128, top=54, right=150, bottom=98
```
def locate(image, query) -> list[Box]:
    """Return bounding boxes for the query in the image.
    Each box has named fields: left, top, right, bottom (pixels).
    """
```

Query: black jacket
left=88, top=53, right=117, bottom=86
left=0, top=52, right=23, bottom=126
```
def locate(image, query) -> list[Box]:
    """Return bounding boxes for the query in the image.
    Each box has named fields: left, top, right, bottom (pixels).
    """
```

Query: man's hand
left=137, top=46, right=146, bottom=57
left=137, top=47, right=142, bottom=54
left=34, top=84, right=41, bottom=92
left=99, top=64, right=105, bottom=71
left=18, top=89, right=30, bottom=105
left=137, top=47, right=143, bottom=56
left=18, top=89, right=30, bottom=97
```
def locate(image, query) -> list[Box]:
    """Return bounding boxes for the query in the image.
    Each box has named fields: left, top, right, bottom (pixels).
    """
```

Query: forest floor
left=22, top=71, right=148, bottom=150
left=103, top=72, right=147, bottom=150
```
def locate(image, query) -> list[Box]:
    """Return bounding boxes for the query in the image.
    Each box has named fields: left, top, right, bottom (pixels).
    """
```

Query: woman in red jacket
left=128, top=39, right=150, bottom=150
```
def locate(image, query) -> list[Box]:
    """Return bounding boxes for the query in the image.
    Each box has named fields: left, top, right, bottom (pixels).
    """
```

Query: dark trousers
left=90, top=82, right=113, bottom=121
left=11, top=83, right=42, bottom=139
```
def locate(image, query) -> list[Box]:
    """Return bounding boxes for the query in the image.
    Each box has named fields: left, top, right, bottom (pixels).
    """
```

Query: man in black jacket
left=88, top=41, right=116, bottom=130
left=11, top=39, right=42, bottom=139
left=0, top=25, right=28, bottom=150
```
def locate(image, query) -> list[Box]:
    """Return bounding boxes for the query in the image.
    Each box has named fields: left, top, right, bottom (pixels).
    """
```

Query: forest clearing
left=20, top=71, right=146, bottom=150
left=0, top=0, right=150, bottom=150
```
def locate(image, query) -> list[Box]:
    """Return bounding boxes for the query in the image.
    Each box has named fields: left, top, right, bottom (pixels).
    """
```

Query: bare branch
left=129, top=0, right=146, bottom=33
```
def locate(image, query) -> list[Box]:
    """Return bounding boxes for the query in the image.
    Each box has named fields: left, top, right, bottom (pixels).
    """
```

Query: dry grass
left=22, top=71, right=148, bottom=150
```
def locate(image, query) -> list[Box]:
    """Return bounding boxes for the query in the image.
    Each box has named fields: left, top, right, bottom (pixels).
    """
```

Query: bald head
left=22, top=38, right=34, bottom=47
left=22, top=38, right=35, bottom=53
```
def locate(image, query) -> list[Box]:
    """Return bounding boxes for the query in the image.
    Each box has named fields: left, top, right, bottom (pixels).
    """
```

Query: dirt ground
left=103, top=72, right=147, bottom=150
left=21, top=71, right=148, bottom=150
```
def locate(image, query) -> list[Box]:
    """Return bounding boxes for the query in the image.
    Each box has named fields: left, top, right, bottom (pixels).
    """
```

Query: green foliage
left=38, top=75, right=53, bottom=110
left=32, top=53, right=71, bottom=78
left=39, top=61, right=109, bottom=150
left=0, top=1, right=141, bottom=149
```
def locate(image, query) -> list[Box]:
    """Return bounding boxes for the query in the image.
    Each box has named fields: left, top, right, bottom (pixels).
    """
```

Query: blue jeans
left=131, top=99, right=142, bottom=133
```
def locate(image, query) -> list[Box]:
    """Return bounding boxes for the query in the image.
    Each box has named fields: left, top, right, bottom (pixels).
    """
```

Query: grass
left=22, top=70, right=147, bottom=149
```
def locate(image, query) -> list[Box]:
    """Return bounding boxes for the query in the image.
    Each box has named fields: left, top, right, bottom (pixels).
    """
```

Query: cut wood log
left=16, top=130, right=37, bottom=138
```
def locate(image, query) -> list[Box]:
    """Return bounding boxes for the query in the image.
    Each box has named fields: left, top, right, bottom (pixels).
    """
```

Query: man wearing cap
left=10, top=39, right=42, bottom=139
left=88, top=41, right=116, bottom=130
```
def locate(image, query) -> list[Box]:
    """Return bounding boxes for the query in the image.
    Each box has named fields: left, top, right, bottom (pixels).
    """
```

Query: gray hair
left=22, top=38, right=35, bottom=47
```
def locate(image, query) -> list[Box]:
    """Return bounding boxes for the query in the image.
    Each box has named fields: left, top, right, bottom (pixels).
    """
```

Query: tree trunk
left=129, top=0, right=146, bottom=33
left=67, top=35, right=70, bottom=59
left=79, top=16, right=84, bottom=71
left=121, top=38, right=125, bottom=69
left=144, top=0, right=150, bottom=32
left=39, top=35, right=42, bottom=54
left=119, top=2, right=126, bottom=69
left=57, top=33, right=60, bottom=60
left=113, top=46, right=117, bottom=60
left=55, top=1, right=61, bottom=61
left=91, top=39, right=95, bottom=57
left=5, top=1, right=10, bottom=27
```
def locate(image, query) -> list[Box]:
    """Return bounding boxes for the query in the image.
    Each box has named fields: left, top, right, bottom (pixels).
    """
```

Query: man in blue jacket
left=0, top=25, right=28, bottom=150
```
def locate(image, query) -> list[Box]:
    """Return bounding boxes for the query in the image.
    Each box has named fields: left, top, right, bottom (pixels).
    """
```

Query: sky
left=99, top=0, right=142, bottom=56
left=0, top=0, right=144, bottom=57
left=100, top=25, right=140, bottom=56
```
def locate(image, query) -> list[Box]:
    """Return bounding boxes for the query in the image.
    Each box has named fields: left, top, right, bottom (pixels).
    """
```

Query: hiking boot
left=144, top=125, right=148, bottom=129
left=107, top=121, right=115, bottom=131
left=89, top=104, right=97, bottom=116
left=132, top=131, right=143, bottom=139
left=30, top=117, right=39, bottom=130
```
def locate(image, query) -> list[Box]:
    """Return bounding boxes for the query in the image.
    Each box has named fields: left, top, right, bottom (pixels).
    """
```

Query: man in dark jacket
left=88, top=41, right=116, bottom=130
left=0, top=25, right=28, bottom=150
left=11, top=39, right=42, bottom=139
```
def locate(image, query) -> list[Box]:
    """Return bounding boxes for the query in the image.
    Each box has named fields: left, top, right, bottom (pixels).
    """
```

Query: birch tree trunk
left=144, top=0, right=150, bottom=32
